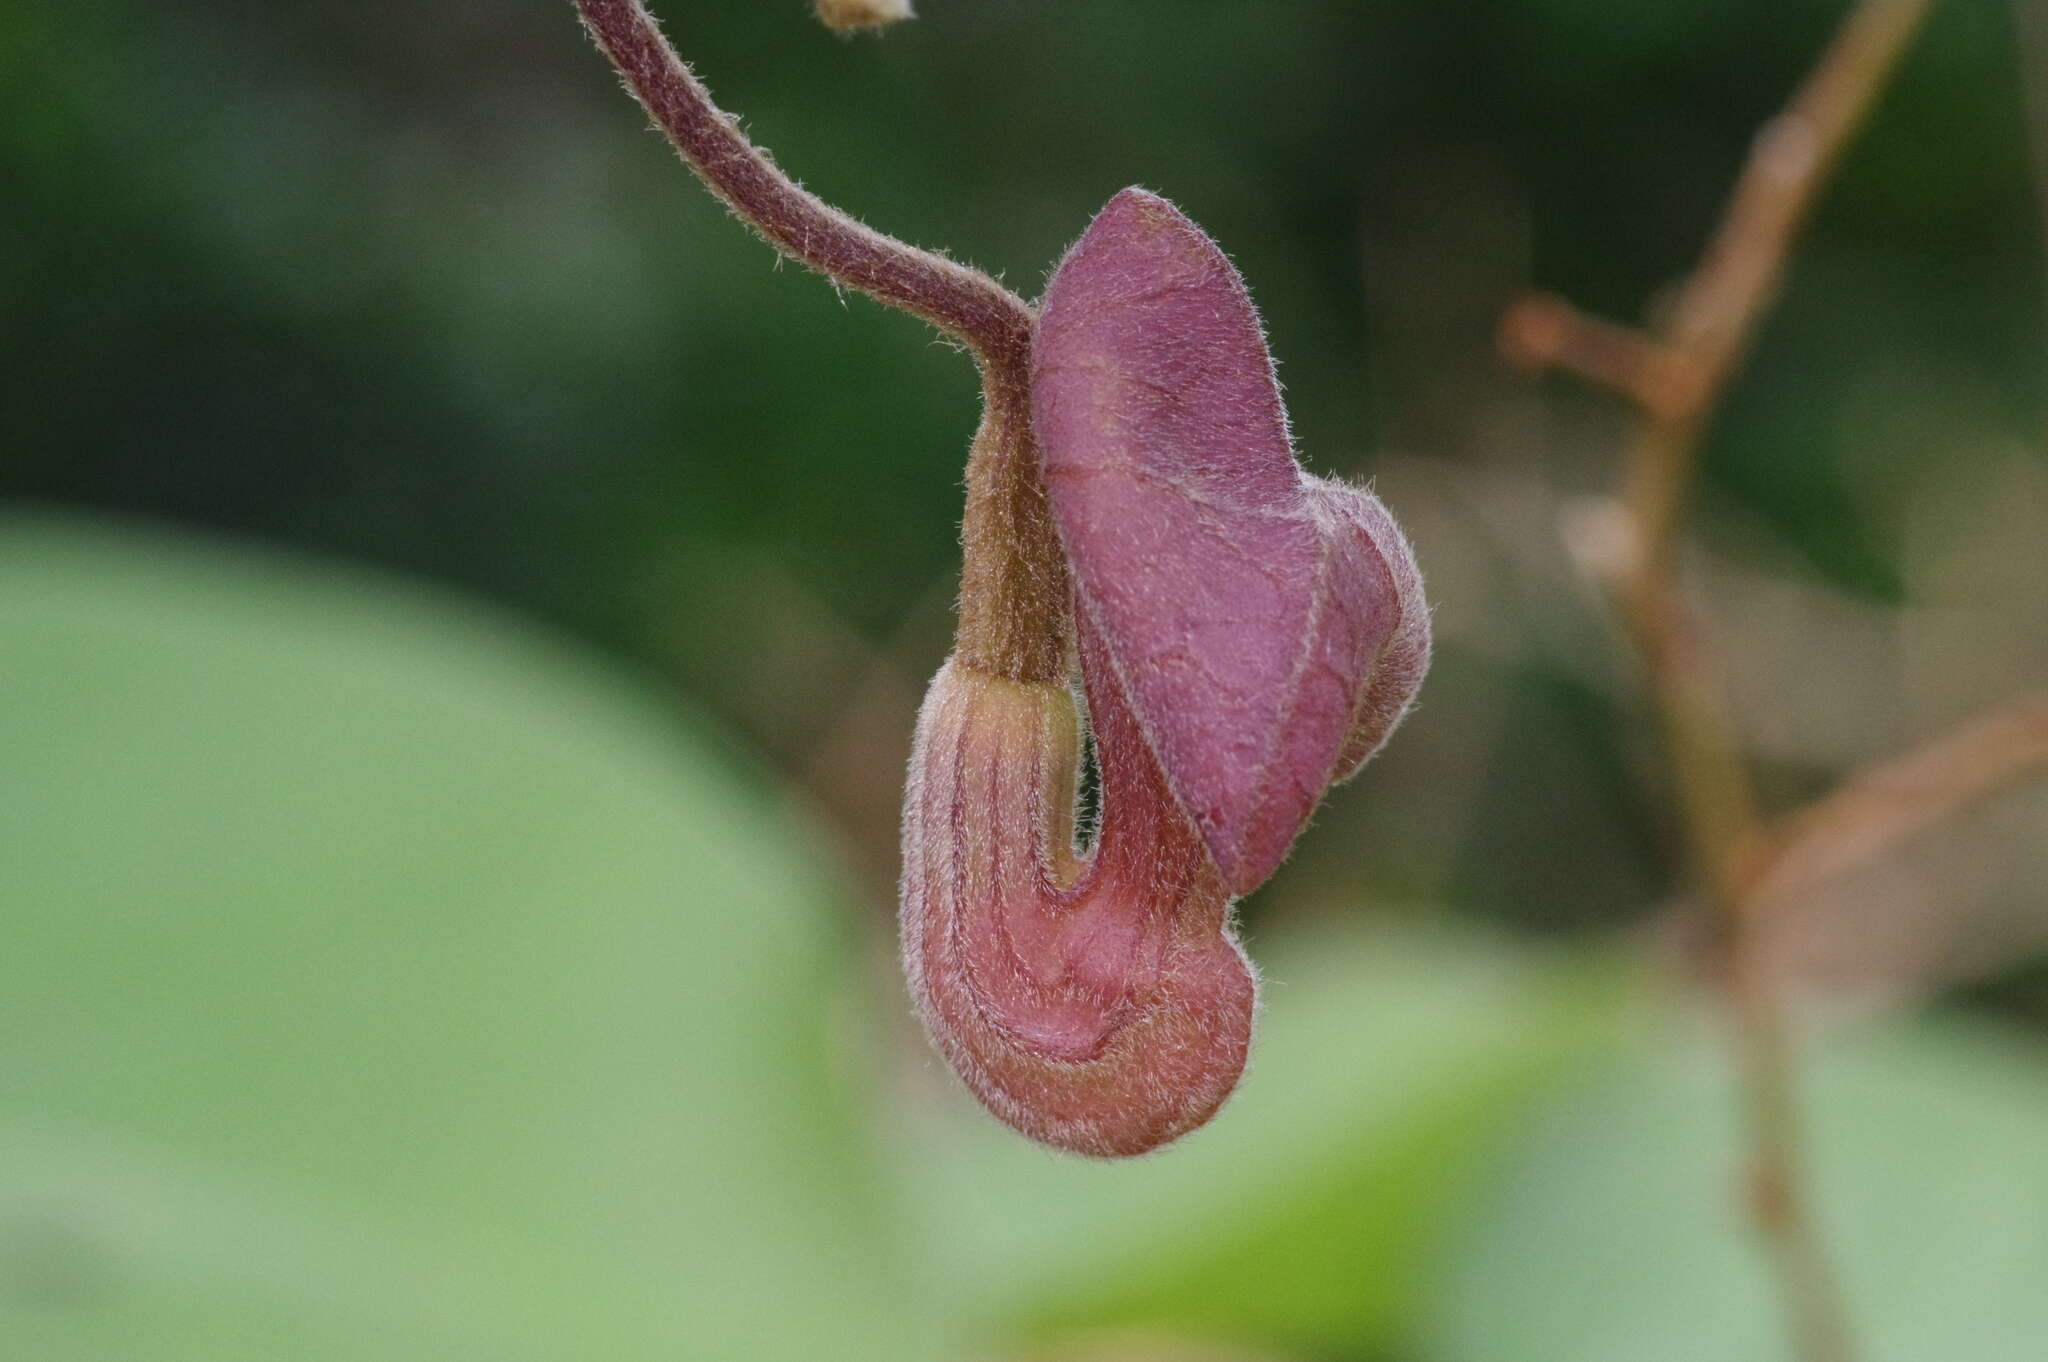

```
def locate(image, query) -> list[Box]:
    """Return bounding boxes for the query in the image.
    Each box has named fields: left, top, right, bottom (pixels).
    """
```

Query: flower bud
left=814, top=0, right=914, bottom=34
left=900, top=657, right=1257, bottom=1157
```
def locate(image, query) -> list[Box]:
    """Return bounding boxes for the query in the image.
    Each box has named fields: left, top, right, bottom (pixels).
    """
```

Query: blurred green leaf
left=1425, top=1009, right=2048, bottom=1362
left=0, top=513, right=935, bottom=1362
left=900, top=924, right=1635, bottom=1357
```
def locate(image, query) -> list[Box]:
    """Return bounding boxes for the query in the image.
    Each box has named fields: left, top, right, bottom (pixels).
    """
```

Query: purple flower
left=902, top=190, right=1429, bottom=1155
left=573, top=0, right=1428, bottom=1160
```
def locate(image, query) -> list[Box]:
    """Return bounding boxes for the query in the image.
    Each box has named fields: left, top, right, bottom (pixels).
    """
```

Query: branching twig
left=1622, top=0, right=1938, bottom=596
left=1505, top=4, right=1937, bottom=1360
left=1750, top=690, right=2048, bottom=911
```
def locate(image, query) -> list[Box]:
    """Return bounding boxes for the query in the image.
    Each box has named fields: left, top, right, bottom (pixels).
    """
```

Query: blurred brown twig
left=1752, top=689, right=2048, bottom=912
left=1501, top=3, right=1944, bottom=1361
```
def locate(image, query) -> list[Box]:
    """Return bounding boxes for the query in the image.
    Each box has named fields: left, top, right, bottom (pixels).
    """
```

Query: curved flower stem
left=574, top=0, right=1025, bottom=355
left=1505, top=4, right=1935, bottom=1361
left=571, top=0, right=1071, bottom=681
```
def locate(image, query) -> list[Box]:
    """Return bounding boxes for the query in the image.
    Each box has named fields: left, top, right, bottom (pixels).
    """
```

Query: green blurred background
left=5, top=2, right=2047, bottom=1359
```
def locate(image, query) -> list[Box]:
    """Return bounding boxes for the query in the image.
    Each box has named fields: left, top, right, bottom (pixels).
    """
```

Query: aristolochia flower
left=569, top=0, right=1425, bottom=1157
left=901, top=190, right=1428, bottom=1156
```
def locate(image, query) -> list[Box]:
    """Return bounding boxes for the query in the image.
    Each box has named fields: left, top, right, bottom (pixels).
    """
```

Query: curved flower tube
left=901, top=645, right=1257, bottom=1158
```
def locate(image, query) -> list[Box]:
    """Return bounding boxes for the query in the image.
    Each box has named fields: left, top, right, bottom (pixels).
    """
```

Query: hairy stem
left=571, top=0, right=1069, bottom=680
left=574, top=0, right=1027, bottom=355
left=955, top=382, right=1072, bottom=683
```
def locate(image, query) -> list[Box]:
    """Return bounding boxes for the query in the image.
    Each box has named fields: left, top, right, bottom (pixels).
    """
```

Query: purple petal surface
left=1034, top=188, right=1428, bottom=892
